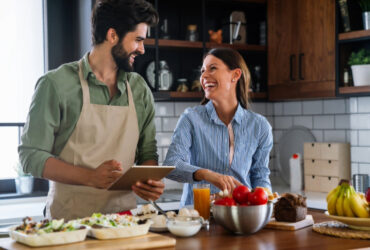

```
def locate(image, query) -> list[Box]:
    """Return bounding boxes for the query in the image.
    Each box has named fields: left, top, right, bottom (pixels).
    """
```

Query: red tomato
left=214, top=197, right=237, bottom=206
left=232, top=185, right=250, bottom=204
left=366, top=187, right=370, bottom=203
left=248, top=187, right=268, bottom=205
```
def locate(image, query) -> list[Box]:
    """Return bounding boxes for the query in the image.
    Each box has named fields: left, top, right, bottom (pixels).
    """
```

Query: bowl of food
left=213, top=202, right=273, bottom=234
left=166, top=216, right=202, bottom=237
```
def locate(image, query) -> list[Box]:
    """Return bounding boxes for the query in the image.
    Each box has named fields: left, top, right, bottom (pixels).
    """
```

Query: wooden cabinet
left=267, top=0, right=336, bottom=100
left=304, top=143, right=350, bottom=193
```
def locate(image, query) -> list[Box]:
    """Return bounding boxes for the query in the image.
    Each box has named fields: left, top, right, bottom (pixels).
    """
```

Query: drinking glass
left=193, top=184, right=210, bottom=220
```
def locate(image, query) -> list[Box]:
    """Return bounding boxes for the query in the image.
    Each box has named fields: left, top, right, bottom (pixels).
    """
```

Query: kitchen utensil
left=353, top=174, right=369, bottom=194
left=149, top=200, right=168, bottom=218
left=229, top=11, right=246, bottom=44
left=265, top=215, right=314, bottom=230
left=212, top=202, right=273, bottom=234
left=277, top=126, right=316, bottom=185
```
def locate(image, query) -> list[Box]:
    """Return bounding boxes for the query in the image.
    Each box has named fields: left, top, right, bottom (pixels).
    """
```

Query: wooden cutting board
left=265, top=215, right=314, bottom=231
left=0, top=232, right=176, bottom=250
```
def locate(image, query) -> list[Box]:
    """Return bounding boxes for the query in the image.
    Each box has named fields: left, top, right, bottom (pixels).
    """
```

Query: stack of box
left=303, top=142, right=350, bottom=192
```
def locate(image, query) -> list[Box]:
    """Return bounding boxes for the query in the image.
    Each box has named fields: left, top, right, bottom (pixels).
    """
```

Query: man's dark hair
left=91, top=0, right=159, bottom=45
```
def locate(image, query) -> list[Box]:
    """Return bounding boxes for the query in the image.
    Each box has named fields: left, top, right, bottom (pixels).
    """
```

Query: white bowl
left=166, top=216, right=202, bottom=237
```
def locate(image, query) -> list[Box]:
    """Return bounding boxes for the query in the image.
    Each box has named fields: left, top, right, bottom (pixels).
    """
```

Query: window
left=0, top=0, right=44, bottom=180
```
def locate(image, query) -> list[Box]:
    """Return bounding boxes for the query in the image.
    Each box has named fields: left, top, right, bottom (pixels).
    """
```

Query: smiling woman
left=0, top=0, right=44, bottom=180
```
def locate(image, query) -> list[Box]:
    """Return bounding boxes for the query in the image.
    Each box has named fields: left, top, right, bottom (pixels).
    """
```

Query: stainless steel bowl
left=212, top=202, right=273, bottom=234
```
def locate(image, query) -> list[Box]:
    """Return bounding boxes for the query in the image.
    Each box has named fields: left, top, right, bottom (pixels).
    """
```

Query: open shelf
left=144, top=39, right=266, bottom=52
left=153, top=91, right=267, bottom=102
left=338, top=85, right=370, bottom=94
left=338, top=30, right=370, bottom=42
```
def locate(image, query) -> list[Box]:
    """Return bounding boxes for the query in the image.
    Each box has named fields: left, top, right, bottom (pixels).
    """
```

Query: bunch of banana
left=326, top=180, right=370, bottom=218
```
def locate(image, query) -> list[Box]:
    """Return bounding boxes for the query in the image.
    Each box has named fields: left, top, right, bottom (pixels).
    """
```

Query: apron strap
left=78, top=60, right=91, bottom=105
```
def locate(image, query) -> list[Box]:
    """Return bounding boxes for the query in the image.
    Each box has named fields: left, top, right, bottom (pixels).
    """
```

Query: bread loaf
left=274, top=193, right=307, bottom=222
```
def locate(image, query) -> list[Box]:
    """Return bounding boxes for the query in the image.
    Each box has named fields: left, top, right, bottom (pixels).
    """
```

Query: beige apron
left=45, top=60, right=139, bottom=220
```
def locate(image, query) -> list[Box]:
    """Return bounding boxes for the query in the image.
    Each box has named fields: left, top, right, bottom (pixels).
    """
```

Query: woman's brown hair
left=201, top=48, right=251, bottom=109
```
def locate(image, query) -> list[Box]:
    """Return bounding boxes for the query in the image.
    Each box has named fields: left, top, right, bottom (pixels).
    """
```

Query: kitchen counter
left=1, top=209, right=369, bottom=249
left=168, top=209, right=370, bottom=250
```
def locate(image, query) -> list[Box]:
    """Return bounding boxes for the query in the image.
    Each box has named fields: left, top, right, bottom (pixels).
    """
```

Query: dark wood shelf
left=338, top=30, right=370, bottom=41
left=144, top=39, right=266, bottom=52
left=153, top=91, right=267, bottom=102
left=338, top=85, right=370, bottom=94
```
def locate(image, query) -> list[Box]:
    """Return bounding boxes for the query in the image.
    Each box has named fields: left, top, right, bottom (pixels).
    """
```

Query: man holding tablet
left=18, top=0, right=164, bottom=220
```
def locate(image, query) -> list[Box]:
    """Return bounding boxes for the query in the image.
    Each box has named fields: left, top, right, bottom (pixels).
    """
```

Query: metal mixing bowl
left=212, top=202, right=273, bottom=234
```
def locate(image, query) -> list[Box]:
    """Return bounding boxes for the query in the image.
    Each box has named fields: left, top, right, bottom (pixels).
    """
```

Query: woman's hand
left=132, top=179, right=165, bottom=201
left=194, top=169, right=242, bottom=194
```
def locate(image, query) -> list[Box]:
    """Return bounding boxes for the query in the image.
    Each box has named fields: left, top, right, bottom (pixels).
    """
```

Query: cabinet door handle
left=290, top=54, right=295, bottom=81
left=299, top=53, right=304, bottom=80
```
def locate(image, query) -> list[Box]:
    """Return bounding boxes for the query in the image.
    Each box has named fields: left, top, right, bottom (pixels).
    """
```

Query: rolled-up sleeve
left=136, top=84, right=158, bottom=164
left=18, top=76, right=60, bottom=178
left=249, top=118, right=273, bottom=190
left=164, top=112, right=201, bottom=183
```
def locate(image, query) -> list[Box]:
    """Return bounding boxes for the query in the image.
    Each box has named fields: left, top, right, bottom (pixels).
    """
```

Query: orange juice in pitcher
left=193, top=184, right=210, bottom=220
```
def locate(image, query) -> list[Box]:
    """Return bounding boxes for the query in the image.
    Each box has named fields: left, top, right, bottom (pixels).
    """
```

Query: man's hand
left=131, top=179, right=164, bottom=201
left=89, top=160, right=123, bottom=189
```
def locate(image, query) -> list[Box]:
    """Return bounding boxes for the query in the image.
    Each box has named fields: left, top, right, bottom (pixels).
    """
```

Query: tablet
left=108, top=165, right=175, bottom=190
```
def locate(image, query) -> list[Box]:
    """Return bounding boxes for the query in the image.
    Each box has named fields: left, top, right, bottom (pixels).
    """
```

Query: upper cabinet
left=267, top=0, right=336, bottom=100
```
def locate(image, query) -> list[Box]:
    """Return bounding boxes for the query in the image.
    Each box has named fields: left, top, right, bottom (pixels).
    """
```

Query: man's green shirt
left=19, top=53, right=158, bottom=178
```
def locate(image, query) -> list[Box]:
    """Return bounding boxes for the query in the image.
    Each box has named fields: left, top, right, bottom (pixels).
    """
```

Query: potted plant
left=13, top=162, right=34, bottom=194
left=358, top=0, right=370, bottom=29
left=348, top=48, right=370, bottom=86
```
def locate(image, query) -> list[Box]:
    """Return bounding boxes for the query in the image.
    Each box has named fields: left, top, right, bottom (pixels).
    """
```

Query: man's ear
left=106, top=28, right=118, bottom=44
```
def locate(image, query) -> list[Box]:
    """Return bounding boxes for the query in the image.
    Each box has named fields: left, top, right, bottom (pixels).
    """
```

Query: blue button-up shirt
left=164, top=101, right=273, bottom=207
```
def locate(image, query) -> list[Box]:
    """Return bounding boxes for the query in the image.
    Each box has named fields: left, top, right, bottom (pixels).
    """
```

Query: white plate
left=324, top=211, right=370, bottom=231
left=88, top=221, right=152, bottom=240
left=150, top=225, right=168, bottom=232
left=9, top=226, right=88, bottom=247
left=276, top=126, right=316, bottom=185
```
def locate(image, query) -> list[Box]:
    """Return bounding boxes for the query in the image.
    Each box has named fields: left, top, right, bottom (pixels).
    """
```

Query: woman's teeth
left=205, top=83, right=216, bottom=88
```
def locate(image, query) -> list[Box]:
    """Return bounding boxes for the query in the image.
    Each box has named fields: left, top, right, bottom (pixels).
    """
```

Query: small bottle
left=186, top=25, right=199, bottom=42
left=253, top=66, right=262, bottom=92
left=343, top=68, right=349, bottom=86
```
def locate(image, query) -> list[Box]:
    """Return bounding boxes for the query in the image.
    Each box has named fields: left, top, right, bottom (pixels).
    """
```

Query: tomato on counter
left=247, top=187, right=268, bottom=205
left=214, top=197, right=237, bottom=206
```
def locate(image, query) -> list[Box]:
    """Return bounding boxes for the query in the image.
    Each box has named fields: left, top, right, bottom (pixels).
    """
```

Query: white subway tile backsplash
left=162, top=117, right=179, bottom=132
left=313, top=115, right=335, bottom=129
left=155, top=132, right=173, bottom=147
left=266, top=103, right=274, bottom=116
left=350, top=114, right=370, bottom=129
left=293, top=116, right=313, bottom=129
left=351, top=163, right=359, bottom=175
left=273, top=130, right=284, bottom=143
left=266, top=116, right=274, bottom=127
left=155, top=117, right=162, bottom=132
left=274, top=103, right=283, bottom=115
left=358, top=97, right=370, bottom=113
left=324, top=99, right=346, bottom=114
left=324, top=130, right=347, bottom=142
left=335, top=115, right=350, bottom=129
left=359, top=131, right=370, bottom=146
left=157, top=148, right=164, bottom=163
left=175, top=102, right=198, bottom=116
left=303, top=100, right=323, bottom=115
left=274, top=116, right=293, bottom=129
left=351, top=147, right=370, bottom=163
left=349, top=98, right=358, bottom=113
left=251, top=103, right=267, bottom=115
left=350, top=131, right=358, bottom=146
left=283, top=101, right=302, bottom=115
left=358, top=163, right=370, bottom=176
left=311, top=130, right=323, bottom=142
left=155, top=102, right=174, bottom=116
left=164, top=178, right=184, bottom=190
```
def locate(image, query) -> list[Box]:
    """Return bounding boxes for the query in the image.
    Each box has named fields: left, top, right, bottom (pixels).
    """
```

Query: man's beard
left=111, top=43, right=138, bottom=72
